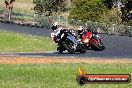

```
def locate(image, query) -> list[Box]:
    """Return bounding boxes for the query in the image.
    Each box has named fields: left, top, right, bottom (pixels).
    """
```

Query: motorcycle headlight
left=83, top=38, right=89, bottom=43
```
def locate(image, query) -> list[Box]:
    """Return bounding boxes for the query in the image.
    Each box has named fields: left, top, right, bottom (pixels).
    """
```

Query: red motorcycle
left=81, top=31, right=105, bottom=51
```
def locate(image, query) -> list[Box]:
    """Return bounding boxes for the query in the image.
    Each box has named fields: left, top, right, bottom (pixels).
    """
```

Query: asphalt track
left=0, top=23, right=132, bottom=59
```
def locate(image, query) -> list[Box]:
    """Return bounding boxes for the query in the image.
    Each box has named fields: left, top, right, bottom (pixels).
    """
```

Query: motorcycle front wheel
left=62, top=41, right=75, bottom=54
left=57, top=47, right=64, bottom=54
left=91, top=40, right=105, bottom=51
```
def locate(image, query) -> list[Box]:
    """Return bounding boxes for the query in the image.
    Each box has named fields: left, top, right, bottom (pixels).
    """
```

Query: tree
left=120, top=0, right=132, bottom=25
left=102, top=8, right=122, bottom=25
left=102, top=0, right=113, bottom=9
left=68, top=0, right=108, bottom=22
left=124, top=0, right=132, bottom=12
left=33, top=0, right=66, bottom=16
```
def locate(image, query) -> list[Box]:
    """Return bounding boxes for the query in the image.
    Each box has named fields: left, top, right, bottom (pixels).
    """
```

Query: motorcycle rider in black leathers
left=51, top=22, right=64, bottom=42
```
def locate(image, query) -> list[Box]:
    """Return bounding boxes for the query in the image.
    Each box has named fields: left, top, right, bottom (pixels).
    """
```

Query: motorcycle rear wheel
left=79, top=45, right=86, bottom=53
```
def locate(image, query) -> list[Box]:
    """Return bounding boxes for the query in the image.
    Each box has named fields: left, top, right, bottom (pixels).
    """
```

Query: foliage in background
left=102, top=0, right=113, bottom=9
left=102, top=0, right=132, bottom=25
left=68, top=0, right=108, bottom=22
left=33, top=0, right=66, bottom=16
left=1, top=0, right=132, bottom=26
left=102, top=8, right=122, bottom=25
left=121, top=0, right=132, bottom=25
left=68, top=0, right=132, bottom=25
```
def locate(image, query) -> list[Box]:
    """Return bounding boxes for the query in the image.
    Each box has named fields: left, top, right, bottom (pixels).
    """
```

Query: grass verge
left=0, top=30, right=56, bottom=52
left=0, top=63, right=132, bottom=88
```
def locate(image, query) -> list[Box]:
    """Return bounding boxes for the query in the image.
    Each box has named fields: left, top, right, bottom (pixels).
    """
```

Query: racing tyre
left=91, top=40, right=104, bottom=51
left=62, top=41, right=75, bottom=54
left=57, top=47, right=64, bottom=54
left=80, top=45, right=86, bottom=53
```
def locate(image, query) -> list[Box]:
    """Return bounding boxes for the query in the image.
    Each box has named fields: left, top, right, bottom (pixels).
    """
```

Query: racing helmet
left=78, top=26, right=84, bottom=34
left=52, top=22, right=59, bottom=31
left=53, top=22, right=58, bottom=26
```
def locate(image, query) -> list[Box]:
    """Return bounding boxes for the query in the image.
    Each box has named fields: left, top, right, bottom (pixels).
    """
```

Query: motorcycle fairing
left=65, top=33, right=77, bottom=50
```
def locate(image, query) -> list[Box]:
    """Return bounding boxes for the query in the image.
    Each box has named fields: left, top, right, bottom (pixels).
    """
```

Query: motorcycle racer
left=77, top=26, right=85, bottom=39
left=51, top=22, right=64, bottom=42
left=51, top=22, right=58, bottom=31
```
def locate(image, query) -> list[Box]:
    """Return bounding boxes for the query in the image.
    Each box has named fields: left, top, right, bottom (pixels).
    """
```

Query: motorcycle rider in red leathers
left=77, top=26, right=85, bottom=39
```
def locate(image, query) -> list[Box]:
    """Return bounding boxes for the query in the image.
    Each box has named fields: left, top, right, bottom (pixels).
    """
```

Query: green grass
left=15, top=0, right=33, bottom=3
left=0, top=30, right=57, bottom=52
left=0, top=63, right=132, bottom=88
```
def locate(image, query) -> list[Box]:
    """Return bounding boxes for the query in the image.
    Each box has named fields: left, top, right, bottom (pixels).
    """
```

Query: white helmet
left=78, top=26, right=84, bottom=30
left=53, top=22, right=58, bottom=26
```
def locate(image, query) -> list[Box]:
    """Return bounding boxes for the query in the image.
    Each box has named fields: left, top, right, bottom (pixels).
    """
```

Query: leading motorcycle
left=51, top=28, right=86, bottom=54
